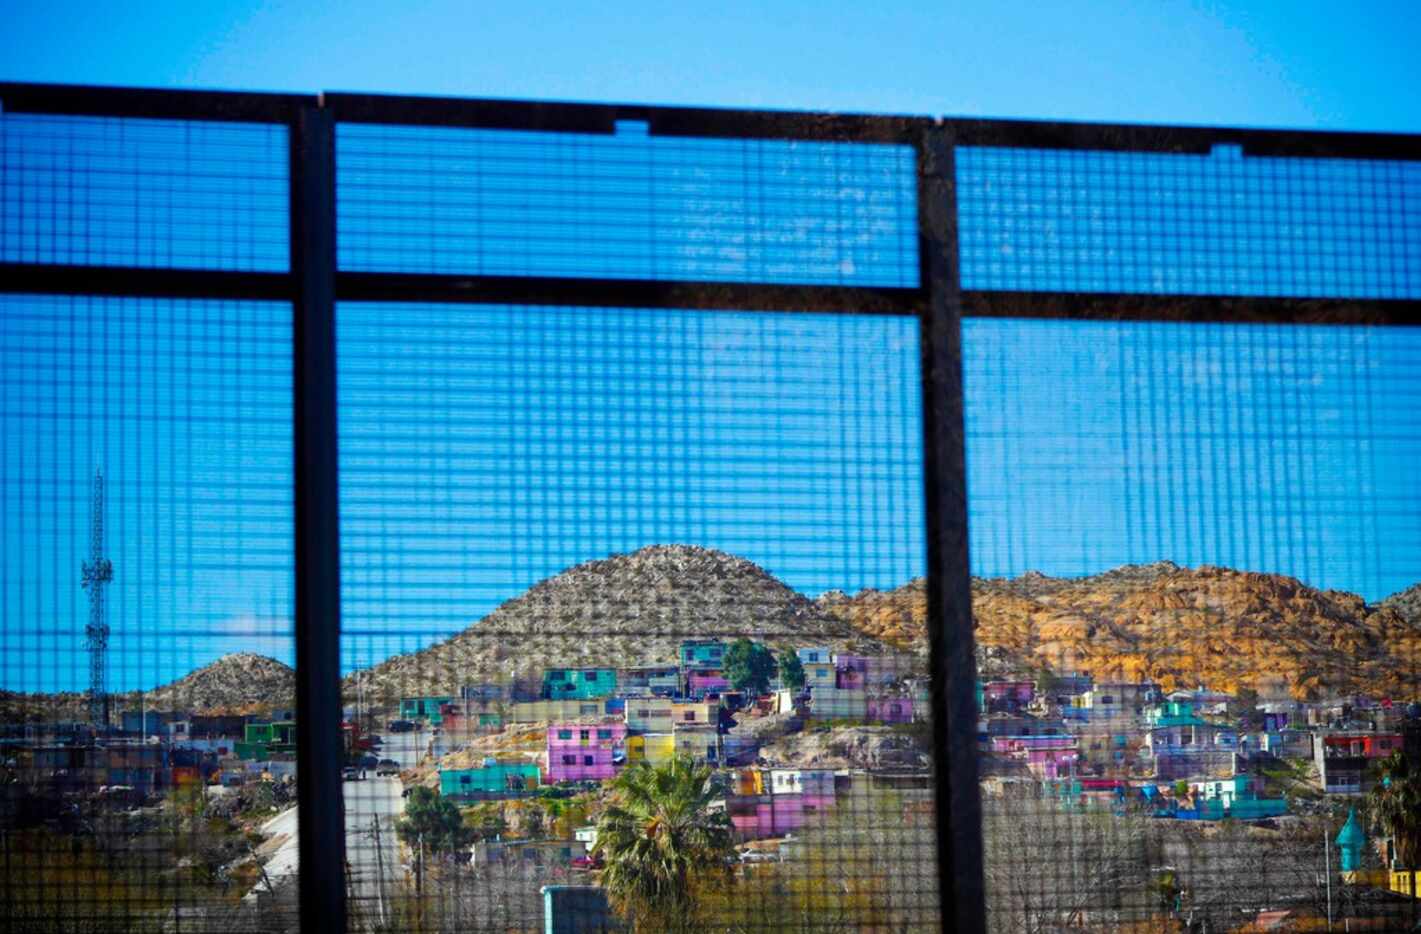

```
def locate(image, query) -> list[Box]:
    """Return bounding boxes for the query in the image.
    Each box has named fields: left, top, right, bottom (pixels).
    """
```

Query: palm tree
left=1368, top=750, right=1421, bottom=868
left=593, top=755, right=734, bottom=932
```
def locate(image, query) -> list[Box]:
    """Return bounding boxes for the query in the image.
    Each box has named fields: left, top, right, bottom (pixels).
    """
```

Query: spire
left=1336, top=807, right=1366, bottom=873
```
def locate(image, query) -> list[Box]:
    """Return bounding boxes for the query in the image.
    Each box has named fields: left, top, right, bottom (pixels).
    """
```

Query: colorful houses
left=542, top=668, right=618, bottom=701
left=439, top=758, right=540, bottom=799
left=547, top=721, right=626, bottom=783
left=724, top=767, right=838, bottom=839
left=981, top=681, right=1036, bottom=713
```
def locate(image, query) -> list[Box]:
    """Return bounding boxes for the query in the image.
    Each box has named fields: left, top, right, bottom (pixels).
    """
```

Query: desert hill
left=345, top=544, right=892, bottom=701
left=0, top=652, right=295, bottom=723
left=819, top=564, right=1421, bottom=700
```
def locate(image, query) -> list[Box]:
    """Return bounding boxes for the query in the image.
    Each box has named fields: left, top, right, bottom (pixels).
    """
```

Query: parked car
left=376, top=759, right=400, bottom=776
left=342, top=766, right=365, bottom=782
left=359, top=754, right=379, bottom=769
left=388, top=720, right=415, bottom=733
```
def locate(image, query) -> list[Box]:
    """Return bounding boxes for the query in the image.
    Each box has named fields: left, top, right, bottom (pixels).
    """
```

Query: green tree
left=395, top=786, right=474, bottom=855
left=594, top=756, right=734, bottom=932
left=1368, top=750, right=1421, bottom=867
left=723, top=638, right=775, bottom=696
left=776, top=648, right=805, bottom=692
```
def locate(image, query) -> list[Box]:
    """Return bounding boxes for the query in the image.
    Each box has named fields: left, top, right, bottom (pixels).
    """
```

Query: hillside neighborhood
left=3, top=547, right=1420, bottom=931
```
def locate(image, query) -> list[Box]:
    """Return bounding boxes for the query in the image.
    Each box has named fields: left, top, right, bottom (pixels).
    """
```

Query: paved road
left=246, top=725, right=432, bottom=912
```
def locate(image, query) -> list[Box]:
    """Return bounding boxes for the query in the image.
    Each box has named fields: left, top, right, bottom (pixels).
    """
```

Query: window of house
left=584, top=671, right=597, bottom=682
left=562, top=755, right=576, bottom=765
left=557, top=730, right=572, bottom=740
left=579, top=729, right=590, bottom=740
left=583, top=755, right=594, bottom=766
left=597, top=729, right=612, bottom=740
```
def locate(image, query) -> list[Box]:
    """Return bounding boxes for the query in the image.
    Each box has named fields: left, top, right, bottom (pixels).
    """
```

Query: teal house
left=541, top=884, right=621, bottom=933
left=441, top=759, right=541, bottom=798
left=679, top=639, right=725, bottom=671
left=542, top=668, right=617, bottom=701
left=401, top=696, right=455, bottom=723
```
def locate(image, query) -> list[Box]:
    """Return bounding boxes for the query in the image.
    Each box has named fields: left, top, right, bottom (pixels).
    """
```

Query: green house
left=239, top=720, right=297, bottom=758
left=542, top=668, right=617, bottom=701
left=440, top=760, right=540, bottom=798
left=400, top=696, right=455, bottom=724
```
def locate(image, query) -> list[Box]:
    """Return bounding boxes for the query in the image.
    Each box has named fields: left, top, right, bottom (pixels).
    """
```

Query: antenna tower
left=81, top=469, right=113, bottom=727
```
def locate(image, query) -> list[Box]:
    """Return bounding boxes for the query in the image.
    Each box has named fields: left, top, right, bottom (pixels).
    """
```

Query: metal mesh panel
left=0, top=293, right=297, bottom=932
left=963, top=316, right=1421, bottom=932
left=336, top=302, right=938, bottom=931
left=0, top=112, right=289, bottom=271
left=337, top=123, right=919, bottom=286
left=957, top=145, right=1421, bottom=297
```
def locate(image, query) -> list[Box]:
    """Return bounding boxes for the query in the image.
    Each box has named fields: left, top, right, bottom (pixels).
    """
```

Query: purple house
left=991, top=735, right=1079, bottom=779
left=982, top=680, right=1036, bottom=712
left=546, top=721, right=626, bottom=783
left=686, top=671, right=730, bottom=698
left=866, top=696, right=914, bottom=723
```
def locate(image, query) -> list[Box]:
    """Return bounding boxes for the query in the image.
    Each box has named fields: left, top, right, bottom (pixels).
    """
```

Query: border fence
left=2, top=82, right=1419, bottom=933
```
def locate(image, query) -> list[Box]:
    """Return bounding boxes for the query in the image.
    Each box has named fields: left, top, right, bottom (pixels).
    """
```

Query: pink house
left=728, top=794, right=810, bottom=838
left=866, top=696, right=914, bottom=723
left=546, top=721, right=626, bottom=783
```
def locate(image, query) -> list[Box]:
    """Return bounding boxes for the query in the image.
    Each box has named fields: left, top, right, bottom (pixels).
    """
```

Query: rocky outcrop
left=759, top=725, right=930, bottom=770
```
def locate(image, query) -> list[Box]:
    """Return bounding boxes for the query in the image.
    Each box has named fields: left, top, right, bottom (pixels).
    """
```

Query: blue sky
left=3, top=1, right=1421, bottom=133
left=3, top=4, right=1421, bottom=692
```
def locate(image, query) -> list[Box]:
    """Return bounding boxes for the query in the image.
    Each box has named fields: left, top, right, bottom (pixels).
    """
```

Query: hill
left=0, top=653, right=295, bottom=723
left=345, top=544, right=892, bottom=701
left=819, top=564, right=1421, bottom=700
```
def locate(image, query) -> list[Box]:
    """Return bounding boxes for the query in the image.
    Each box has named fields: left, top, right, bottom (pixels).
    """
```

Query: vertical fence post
left=918, top=122, right=986, bottom=934
left=292, top=102, right=346, bottom=932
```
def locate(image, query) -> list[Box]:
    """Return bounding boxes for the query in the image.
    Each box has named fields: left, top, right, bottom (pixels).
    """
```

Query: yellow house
left=1389, top=869, right=1421, bottom=898
left=626, top=733, right=675, bottom=766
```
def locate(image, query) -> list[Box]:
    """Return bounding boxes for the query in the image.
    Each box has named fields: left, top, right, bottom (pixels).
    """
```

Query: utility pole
left=370, top=815, right=387, bottom=927
left=1324, top=829, right=1333, bottom=931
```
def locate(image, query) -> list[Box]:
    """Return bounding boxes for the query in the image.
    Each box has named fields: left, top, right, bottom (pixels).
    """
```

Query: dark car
left=376, top=759, right=400, bottom=776
left=359, top=754, right=379, bottom=769
left=388, top=720, right=415, bottom=733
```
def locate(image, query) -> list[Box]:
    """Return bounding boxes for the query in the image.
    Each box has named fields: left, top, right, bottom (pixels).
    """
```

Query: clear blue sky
left=3, top=3, right=1421, bottom=693
left=3, top=1, right=1421, bottom=133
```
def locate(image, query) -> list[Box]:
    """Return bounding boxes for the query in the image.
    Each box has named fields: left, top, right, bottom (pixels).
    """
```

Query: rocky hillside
left=346, top=544, right=890, bottom=701
left=135, top=653, right=295, bottom=713
left=1382, top=583, right=1421, bottom=628
left=0, top=653, right=295, bottom=723
left=822, top=564, right=1421, bottom=700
